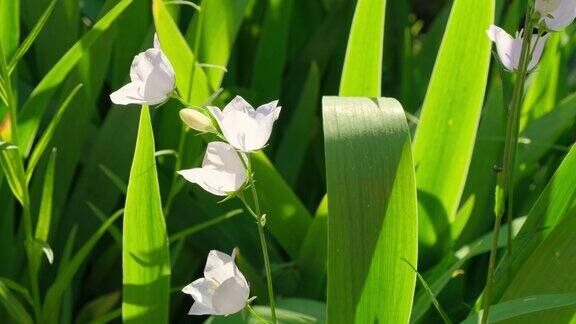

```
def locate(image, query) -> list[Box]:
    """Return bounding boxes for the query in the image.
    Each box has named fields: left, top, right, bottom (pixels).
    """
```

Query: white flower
left=179, top=108, right=216, bottom=133
left=182, top=249, right=250, bottom=316
left=541, top=0, right=576, bottom=31
left=536, top=0, right=563, bottom=15
left=178, top=141, right=247, bottom=196
left=486, top=25, right=549, bottom=71
left=208, top=96, right=281, bottom=152
left=110, top=34, right=175, bottom=105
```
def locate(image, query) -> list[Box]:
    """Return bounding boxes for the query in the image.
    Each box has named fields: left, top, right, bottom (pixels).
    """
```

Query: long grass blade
left=122, top=107, right=170, bottom=323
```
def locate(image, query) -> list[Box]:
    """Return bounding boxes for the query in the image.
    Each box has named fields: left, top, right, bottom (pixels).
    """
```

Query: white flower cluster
left=110, top=34, right=282, bottom=317
left=488, top=0, right=576, bottom=71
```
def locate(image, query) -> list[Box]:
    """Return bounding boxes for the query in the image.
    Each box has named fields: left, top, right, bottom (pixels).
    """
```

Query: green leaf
left=0, top=0, right=20, bottom=59
left=25, top=84, right=82, bottom=183
left=7, top=0, right=56, bottom=74
left=412, top=0, right=494, bottom=259
left=492, top=145, right=576, bottom=301
left=207, top=298, right=326, bottom=323
left=251, top=152, right=312, bottom=258
left=517, top=92, right=576, bottom=178
left=339, top=0, right=386, bottom=96
left=169, top=209, right=243, bottom=243
left=0, top=282, right=33, bottom=324
left=410, top=217, right=526, bottom=323
left=153, top=0, right=211, bottom=104
left=0, top=142, right=27, bottom=205
left=87, top=202, right=123, bottom=249
left=42, top=210, right=123, bottom=323
left=185, top=0, right=249, bottom=89
left=251, top=0, right=293, bottom=101
left=275, top=62, right=321, bottom=187
left=462, top=293, right=576, bottom=324
left=296, top=194, right=327, bottom=298
left=520, top=33, right=562, bottom=130
left=17, top=0, right=134, bottom=156
left=122, top=107, right=170, bottom=323
left=497, top=210, right=576, bottom=322
left=323, top=97, right=417, bottom=323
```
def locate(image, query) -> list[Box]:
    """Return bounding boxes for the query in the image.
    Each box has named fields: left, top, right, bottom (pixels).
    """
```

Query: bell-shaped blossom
left=208, top=96, right=281, bottom=152
left=110, top=34, right=175, bottom=105
left=487, top=25, right=548, bottom=71
left=178, top=141, right=247, bottom=196
left=541, top=0, right=576, bottom=31
left=182, top=249, right=250, bottom=316
left=179, top=108, right=216, bottom=133
left=536, top=0, right=563, bottom=15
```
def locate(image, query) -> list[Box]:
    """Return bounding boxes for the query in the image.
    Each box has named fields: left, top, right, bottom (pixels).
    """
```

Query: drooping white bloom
left=536, top=0, right=563, bottom=15
left=182, top=249, right=250, bottom=316
left=208, top=96, right=281, bottom=152
left=178, top=141, right=247, bottom=196
left=486, top=25, right=549, bottom=71
left=541, top=0, right=576, bottom=31
left=110, top=34, right=175, bottom=105
left=179, top=108, right=216, bottom=133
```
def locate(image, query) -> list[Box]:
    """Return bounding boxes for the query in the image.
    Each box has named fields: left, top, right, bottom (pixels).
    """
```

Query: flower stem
left=482, top=7, right=536, bottom=323
left=245, top=158, right=277, bottom=324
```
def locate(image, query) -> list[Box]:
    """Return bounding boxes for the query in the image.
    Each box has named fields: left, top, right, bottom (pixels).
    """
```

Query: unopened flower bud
left=179, top=108, right=216, bottom=133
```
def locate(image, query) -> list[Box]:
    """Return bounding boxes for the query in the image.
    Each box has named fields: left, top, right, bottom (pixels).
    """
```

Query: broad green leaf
left=122, top=107, right=170, bottom=323
left=296, top=194, right=327, bottom=298
left=7, top=0, right=56, bottom=74
left=251, top=0, right=293, bottom=101
left=498, top=211, right=576, bottom=323
left=25, top=84, right=82, bottom=183
left=153, top=0, right=211, bottom=104
left=323, top=97, right=417, bottom=323
left=185, top=0, right=249, bottom=89
left=42, top=210, right=123, bottom=323
left=339, top=0, right=386, bottom=96
left=275, top=62, right=321, bottom=186
left=17, top=0, right=134, bottom=156
left=0, top=282, right=33, bottom=324
left=412, top=0, right=494, bottom=259
left=462, top=293, right=576, bottom=324
left=491, top=145, right=576, bottom=302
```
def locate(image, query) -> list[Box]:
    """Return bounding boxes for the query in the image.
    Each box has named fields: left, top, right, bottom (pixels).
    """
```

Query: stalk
left=482, top=6, right=536, bottom=323
left=245, top=158, right=277, bottom=324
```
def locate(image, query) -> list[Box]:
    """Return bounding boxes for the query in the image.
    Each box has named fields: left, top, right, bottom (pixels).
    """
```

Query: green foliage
left=122, top=107, right=170, bottom=323
left=0, top=0, right=575, bottom=322
left=412, top=0, right=494, bottom=262
left=323, top=97, right=417, bottom=323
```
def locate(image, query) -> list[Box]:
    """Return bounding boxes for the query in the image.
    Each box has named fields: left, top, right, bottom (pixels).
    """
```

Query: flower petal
left=204, top=250, right=237, bottom=284
left=487, top=25, right=517, bottom=71
left=544, top=0, right=576, bottom=31
left=109, top=82, right=148, bottom=105
left=222, top=95, right=255, bottom=115
left=212, top=277, right=250, bottom=316
left=178, top=142, right=246, bottom=196
left=182, top=278, right=216, bottom=315
left=528, top=34, right=549, bottom=71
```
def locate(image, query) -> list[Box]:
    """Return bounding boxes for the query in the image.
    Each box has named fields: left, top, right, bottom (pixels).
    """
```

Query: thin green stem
left=246, top=303, right=271, bottom=324
left=244, top=158, right=277, bottom=324
left=483, top=6, right=536, bottom=323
